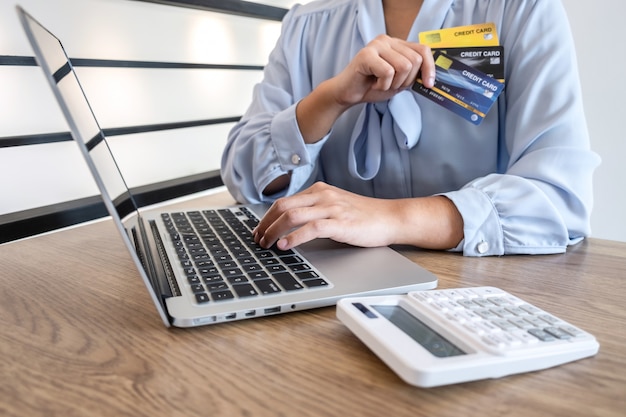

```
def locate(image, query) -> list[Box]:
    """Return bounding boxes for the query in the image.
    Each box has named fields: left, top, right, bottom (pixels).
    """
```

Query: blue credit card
left=412, top=50, right=504, bottom=125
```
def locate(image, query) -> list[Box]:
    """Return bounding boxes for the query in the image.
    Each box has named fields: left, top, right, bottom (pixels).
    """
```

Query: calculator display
left=373, top=305, right=466, bottom=358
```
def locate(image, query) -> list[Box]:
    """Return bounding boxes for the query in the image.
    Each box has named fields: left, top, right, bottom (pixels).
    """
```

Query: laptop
left=17, top=6, right=437, bottom=328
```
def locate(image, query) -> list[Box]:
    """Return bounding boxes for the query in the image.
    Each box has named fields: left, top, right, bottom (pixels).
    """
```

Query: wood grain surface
left=1, top=190, right=624, bottom=417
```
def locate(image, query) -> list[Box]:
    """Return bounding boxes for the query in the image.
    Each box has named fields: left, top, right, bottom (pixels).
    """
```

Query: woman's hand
left=295, top=35, right=435, bottom=146
left=331, top=34, right=436, bottom=106
left=254, top=182, right=464, bottom=251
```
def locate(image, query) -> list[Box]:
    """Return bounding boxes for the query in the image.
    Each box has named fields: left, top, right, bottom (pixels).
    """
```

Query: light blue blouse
left=221, top=0, right=601, bottom=256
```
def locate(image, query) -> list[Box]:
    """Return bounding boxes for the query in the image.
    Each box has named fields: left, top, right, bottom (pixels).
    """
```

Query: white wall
left=562, top=0, right=626, bottom=242
left=1, top=0, right=624, bottom=242
left=0, top=0, right=282, bottom=213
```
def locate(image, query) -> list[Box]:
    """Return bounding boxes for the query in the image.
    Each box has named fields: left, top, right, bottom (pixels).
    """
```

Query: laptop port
left=193, top=316, right=216, bottom=325
left=264, top=306, right=281, bottom=314
left=244, top=310, right=257, bottom=317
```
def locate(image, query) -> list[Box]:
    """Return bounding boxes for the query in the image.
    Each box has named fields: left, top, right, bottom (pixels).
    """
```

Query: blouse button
left=291, top=154, right=301, bottom=165
left=476, top=241, right=489, bottom=254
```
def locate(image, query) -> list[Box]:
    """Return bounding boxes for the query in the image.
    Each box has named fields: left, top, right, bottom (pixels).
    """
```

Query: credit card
left=412, top=51, right=504, bottom=125
left=419, top=23, right=499, bottom=48
left=434, top=46, right=504, bottom=82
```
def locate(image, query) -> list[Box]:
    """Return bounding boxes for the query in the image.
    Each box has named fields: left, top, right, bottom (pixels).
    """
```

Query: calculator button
left=457, top=299, right=478, bottom=309
left=472, top=287, right=505, bottom=297
left=476, top=309, right=499, bottom=320
left=545, top=327, right=573, bottom=340
left=481, top=334, right=508, bottom=350
left=520, top=304, right=542, bottom=314
left=446, top=311, right=479, bottom=323
left=493, top=319, right=518, bottom=331
left=538, top=314, right=560, bottom=325
left=499, top=332, right=524, bottom=347
left=560, top=325, right=585, bottom=337
left=528, top=328, right=557, bottom=342
left=505, top=306, right=526, bottom=316
left=512, top=330, right=540, bottom=345
left=463, top=322, right=485, bottom=336
left=442, top=301, right=462, bottom=311
left=524, top=317, right=547, bottom=328
left=474, top=298, right=494, bottom=308
left=476, top=321, right=501, bottom=333
left=411, top=292, right=434, bottom=303
left=457, top=288, right=480, bottom=298
left=441, top=289, right=464, bottom=299
left=509, top=318, right=533, bottom=329
left=487, top=297, right=509, bottom=306
left=446, top=312, right=468, bottom=323
left=431, top=291, right=451, bottom=302
left=492, top=308, right=515, bottom=318
left=502, top=295, right=524, bottom=306
left=430, top=301, right=452, bottom=312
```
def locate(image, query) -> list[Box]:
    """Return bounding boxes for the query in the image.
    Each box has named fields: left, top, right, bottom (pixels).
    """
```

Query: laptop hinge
left=148, top=219, right=181, bottom=298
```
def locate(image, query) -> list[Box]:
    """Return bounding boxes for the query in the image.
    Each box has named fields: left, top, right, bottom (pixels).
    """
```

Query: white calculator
left=336, top=287, right=599, bottom=387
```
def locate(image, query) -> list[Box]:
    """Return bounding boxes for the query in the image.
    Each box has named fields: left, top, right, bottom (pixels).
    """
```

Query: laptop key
left=247, top=270, right=269, bottom=280
left=199, top=267, right=220, bottom=277
left=203, top=275, right=225, bottom=284
left=272, top=272, right=304, bottom=291
left=261, top=258, right=281, bottom=266
left=227, top=275, right=249, bottom=285
left=289, top=263, right=312, bottom=272
left=195, top=293, right=210, bottom=304
left=187, top=275, right=201, bottom=285
left=280, top=255, right=303, bottom=265
left=266, top=265, right=286, bottom=273
left=211, top=290, right=235, bottom=301
left=301, top=278, right=329, bottom=288
left=255, top=279, right=282, bottom=294
left=206, top=282, right=228, bottom=292
left=232, top=283, right=259, bottom=298
left=194, top=260, right=215, bottom=268
left=295, top=271, right=319, bottom=280
left=190, top=283, right=205, bottom=293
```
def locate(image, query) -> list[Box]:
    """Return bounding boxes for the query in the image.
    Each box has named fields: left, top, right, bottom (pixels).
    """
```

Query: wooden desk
left=1, top=190, right=625, bottom=417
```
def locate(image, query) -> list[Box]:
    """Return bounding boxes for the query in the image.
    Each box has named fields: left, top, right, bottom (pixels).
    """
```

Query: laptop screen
left=18, top=7, right=174, bottom=326
left=19, top=8, right=139, bottom=222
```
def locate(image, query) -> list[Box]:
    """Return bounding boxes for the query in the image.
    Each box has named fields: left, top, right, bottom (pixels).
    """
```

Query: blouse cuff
left=261, top=103, right=328, bottom=199
left=442, top=188, right=505, bottom=257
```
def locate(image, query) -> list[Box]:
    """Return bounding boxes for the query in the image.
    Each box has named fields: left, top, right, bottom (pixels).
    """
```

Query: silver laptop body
left=17, top=6, right=437, bottom=327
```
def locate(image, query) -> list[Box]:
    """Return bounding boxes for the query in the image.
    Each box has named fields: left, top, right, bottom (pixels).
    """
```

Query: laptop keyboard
left=161, top=207, right=330, bottom=304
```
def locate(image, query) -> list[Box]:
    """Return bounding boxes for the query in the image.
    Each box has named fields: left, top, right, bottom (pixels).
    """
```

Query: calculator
left=336, top=287, right=599, bottom=387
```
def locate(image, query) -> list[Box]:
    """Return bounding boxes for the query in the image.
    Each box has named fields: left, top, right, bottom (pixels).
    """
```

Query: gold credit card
left=419, top=23, right=499, bottom=48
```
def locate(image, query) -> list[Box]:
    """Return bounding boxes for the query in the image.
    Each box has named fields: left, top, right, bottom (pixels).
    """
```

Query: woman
left=221, top=0, right=600, bottom=256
